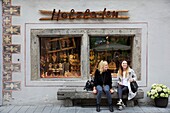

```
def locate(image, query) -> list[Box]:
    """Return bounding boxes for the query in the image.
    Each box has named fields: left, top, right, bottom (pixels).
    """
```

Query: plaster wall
left=1, top=0, right=170, bottom=105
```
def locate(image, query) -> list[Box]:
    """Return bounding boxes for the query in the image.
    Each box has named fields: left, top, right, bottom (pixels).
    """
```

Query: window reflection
left=89, top=36, right=132, bottom=78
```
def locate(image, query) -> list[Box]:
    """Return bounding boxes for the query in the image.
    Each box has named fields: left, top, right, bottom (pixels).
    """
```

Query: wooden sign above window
left=39, top=8, right=129, bottom=21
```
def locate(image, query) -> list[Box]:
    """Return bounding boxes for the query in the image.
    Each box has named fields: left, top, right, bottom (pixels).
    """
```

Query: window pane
left=40, top=36, right=81, bottom=78
left=89, top=36, right=132, bottom=78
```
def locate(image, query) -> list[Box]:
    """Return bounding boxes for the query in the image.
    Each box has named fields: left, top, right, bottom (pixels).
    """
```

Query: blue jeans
left=96, top=85, right=112, bottom=105
left=117, top=85, right=129, bottom=99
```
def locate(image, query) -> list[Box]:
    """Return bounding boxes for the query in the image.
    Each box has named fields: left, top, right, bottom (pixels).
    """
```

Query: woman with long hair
left=93, top=60, right=114, bottom=112
left=117, top=60, right=137, bottom=110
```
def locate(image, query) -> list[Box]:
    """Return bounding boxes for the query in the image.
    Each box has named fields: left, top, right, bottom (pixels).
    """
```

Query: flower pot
left=154, top=97, right=168, bottom=108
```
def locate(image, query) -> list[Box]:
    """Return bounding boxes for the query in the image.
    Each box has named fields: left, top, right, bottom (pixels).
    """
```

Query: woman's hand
left=129, top=78, right=134, bottom=82
left=93, top=87, right=97, bottom=94
left=110, top=89, right=114, bottom=94
left=93, top=89, right=97, bottom=94
left=118, top=81, right=123, bottom=85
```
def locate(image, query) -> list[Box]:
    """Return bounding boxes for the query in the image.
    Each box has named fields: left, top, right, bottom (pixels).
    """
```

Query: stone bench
left=57, top=87, right=144, bottom=107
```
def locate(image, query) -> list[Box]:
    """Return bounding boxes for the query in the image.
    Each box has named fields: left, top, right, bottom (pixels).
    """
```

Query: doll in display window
left=53, top=64, right=58, bottom=76
left=47, top=63, right=54, bottom=76
left=61, top=40, right=66, bottom=48
left=63, top=52, right=67, bottom=62
left=58, top=63, right=64, bottom=75
left=44, top=54, right=50, bottom=72
left=40, top=56, right=46, bottom=77
left=40, top=56, right=45, bottom=70
left=52, top=53, right=57, bottom=63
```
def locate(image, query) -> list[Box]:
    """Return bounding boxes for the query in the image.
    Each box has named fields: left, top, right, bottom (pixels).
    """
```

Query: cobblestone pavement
left=0, top=104, right=170, bottom=113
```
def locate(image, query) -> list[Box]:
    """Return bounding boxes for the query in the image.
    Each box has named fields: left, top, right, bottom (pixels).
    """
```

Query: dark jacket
left=94, top=69, right=112, bottom=89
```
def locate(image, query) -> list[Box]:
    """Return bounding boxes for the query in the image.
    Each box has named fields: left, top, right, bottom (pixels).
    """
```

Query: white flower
left=152, top=84, right=157, bottom=87
left=162, top=85, right=167, bottom=89
left=165, top=94, right=169, bottom=98
left=163, top=88, right=168, bottom=93
left=156, top=87, right=162, bottom=92
left=160, top=93, right=165, bottom=97
left=150, top=89, right=157, bottom=95
left=148, top=84, right=170, bottom=99
left=151, top=96, right=155, bottom=99
left=154, top=93, right=159, bottom=98
left=147, top=91, right=151, bottom=96
left=168, top=90, right=170, bottom=95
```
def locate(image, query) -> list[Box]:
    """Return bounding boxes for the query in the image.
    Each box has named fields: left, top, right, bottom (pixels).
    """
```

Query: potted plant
left=147, top=84, right=170, bottom=108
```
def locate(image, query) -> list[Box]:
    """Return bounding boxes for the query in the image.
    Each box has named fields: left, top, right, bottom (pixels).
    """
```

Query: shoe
left=117, top=99, right=125, bottom=107
left=122, top=102, right=125, bottom=107
left=117, top=99, right=123, bottom=106
left=109, top=104, right=114, bottom=112
left=96, top=104, right=100, bottom=112
left=118, top=105, right=123, bottom=111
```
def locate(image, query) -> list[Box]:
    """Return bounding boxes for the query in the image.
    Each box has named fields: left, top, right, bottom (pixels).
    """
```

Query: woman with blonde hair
left=116, top=60, right=137, bottom=110
left=93, top=60, right=114, bottom=112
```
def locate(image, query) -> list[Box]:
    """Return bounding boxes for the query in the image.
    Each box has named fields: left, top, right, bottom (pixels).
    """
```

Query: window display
left=40, top=36, right=81, bottom=78
left=89, top=36, right=132, bottom=78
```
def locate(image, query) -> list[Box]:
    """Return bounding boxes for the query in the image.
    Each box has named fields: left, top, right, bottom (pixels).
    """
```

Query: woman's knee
left=97, top=88, right=103, bottom=92
left=104, top=88, right=110, bottom=92
left=117, top=84, right=122, bottom=89
left=96, top=86, right=103, bottom=93
left=117, top=88, right=123, bottom=94
left=103, top=85, right=110, bottom=92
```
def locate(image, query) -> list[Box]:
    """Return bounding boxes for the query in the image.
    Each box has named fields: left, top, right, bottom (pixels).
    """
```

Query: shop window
left=89, top=36, right=132, bottom=78
left=39, top=36, right=81, bottom=78
left=28, top=27, right=145, bottom=85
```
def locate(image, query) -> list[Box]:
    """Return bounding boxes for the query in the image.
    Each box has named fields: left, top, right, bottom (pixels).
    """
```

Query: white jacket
left=117, top=68, right=137, bottom=100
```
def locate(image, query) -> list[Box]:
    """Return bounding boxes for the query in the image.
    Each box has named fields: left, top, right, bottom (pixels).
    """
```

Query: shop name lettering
left=39, top=8, right=129, bottom=21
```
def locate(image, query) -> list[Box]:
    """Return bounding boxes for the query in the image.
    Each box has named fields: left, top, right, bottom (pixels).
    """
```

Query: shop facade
left=0, top=0, right=170, bottom=105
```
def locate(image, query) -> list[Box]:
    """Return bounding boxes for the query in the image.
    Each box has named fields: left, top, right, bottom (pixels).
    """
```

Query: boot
left=109, top=104, right=114, bottom=112
left=96, top=104, right=100, bottom=112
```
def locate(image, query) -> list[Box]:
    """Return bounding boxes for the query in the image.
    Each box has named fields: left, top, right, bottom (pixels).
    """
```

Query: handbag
left=84, top=79, right=94, bottom=91
left=130, top=81, right=138, bottom=93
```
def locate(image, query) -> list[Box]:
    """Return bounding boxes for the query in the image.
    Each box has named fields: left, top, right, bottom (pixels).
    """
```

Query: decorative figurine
left=52, top=53, right=57, bottom=63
